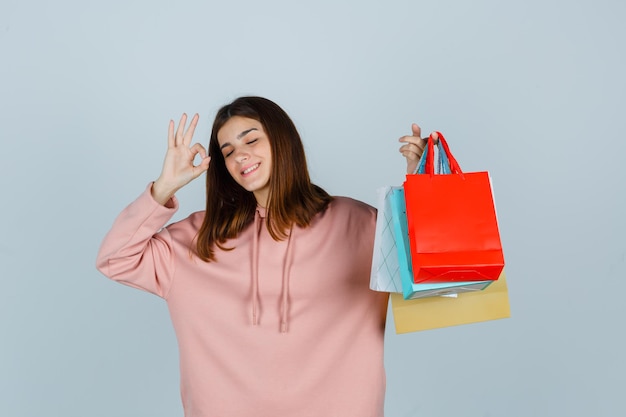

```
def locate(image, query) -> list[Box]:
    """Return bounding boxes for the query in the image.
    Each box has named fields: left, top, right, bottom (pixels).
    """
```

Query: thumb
left=192, top=156, right=211, bottom=179
left=411, top=123, right=422, bottom=138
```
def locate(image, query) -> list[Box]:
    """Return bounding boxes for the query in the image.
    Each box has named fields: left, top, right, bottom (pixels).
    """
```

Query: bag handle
left=432, top=132, right=462, bottom=174
left=415, top=132, right=463, bottom=175
left=439, top=142, right=452, bottom=174
left=416, top=142, right=448, bottom=174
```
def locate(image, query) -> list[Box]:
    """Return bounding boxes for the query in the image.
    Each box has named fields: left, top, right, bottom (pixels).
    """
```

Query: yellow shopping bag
left=391, top=270, right=511, bottom=333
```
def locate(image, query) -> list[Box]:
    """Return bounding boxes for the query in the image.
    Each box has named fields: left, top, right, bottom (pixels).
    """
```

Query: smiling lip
left=241, top=163, right=260, bottom=176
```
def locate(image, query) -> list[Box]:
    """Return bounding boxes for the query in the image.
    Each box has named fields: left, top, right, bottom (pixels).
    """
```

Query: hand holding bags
left=405, top=132, right=505, bottom=284
left=372, top=133, right=510, bottom=333
left=370, top=136, right=495, bottom=299
left=390, top=132, right=510, bottom=332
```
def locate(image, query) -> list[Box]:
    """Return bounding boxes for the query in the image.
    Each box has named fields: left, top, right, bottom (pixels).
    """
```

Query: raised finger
left=175, top=113, right=188, bottom=145
left=167, top=119, right=175, bottom=148
left=183, top=113, right=199, bottom=146
left=411, top=123, right=422, bottom=138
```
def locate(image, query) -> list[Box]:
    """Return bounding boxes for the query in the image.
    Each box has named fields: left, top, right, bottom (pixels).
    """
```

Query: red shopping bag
left=404, top=132, right=504, bottom=284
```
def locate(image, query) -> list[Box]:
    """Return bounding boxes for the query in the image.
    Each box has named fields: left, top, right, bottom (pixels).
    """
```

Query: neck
left=253, top=190, right=268, bottom=208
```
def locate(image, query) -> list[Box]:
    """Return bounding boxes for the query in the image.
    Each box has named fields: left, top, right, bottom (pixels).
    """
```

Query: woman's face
left=217, top=116, right=273, bottom=207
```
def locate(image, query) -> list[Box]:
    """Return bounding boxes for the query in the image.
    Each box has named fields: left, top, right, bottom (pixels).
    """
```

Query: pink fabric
left=96, top=185, right=389, bottom=417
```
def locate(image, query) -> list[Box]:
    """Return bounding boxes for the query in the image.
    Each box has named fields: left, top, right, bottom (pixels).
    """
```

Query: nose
left=234, top=149, right=249, bottom=163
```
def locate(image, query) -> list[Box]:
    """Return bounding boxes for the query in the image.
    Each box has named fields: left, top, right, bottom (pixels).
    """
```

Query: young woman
left=96, top=96, right=428, bottom=417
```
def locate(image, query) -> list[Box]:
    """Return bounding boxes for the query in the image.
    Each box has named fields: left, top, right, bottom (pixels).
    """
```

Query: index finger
left=398, top=135, right=426, bottom=146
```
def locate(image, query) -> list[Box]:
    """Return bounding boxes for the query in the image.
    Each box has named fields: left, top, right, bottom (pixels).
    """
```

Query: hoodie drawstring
left=250, top=209, right=295, bottom=333
left=251, top=212, right=261, bottom=326
left=280, top=226, right=294, bottom=333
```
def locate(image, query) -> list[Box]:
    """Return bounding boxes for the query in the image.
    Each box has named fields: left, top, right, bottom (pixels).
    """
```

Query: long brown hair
left=195, top=96, right=333, bottom=262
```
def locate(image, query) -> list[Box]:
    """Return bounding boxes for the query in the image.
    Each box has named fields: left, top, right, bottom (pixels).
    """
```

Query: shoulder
left=312, top=196, right=376, bottom=230
left=303, top=196, right=377, bottom=247
left=165, top=210, right=205, bottom=240
left=328, top=196, right=376, bottom=217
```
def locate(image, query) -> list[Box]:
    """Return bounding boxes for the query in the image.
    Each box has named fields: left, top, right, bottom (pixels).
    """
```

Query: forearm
left=95, top=183, right=178, bottom=297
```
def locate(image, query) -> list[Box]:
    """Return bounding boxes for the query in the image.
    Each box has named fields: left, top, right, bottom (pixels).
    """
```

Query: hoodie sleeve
left=95, top=183, right=179, bottom=299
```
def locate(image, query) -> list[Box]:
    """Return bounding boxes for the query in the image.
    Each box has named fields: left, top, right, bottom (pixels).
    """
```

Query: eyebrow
left=220, top=128, right=259, bottom=150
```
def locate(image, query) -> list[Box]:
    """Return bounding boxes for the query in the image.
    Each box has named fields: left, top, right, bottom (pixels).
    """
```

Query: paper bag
left=370, top=186, right=404, bottom=292
left=391, top=270, right=511, bottom=334
left=405, top=132, right=505, bottom=283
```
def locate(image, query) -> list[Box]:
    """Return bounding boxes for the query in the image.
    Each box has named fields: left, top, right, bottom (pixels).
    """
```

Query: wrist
left=151, top=179, right=178, bottom=206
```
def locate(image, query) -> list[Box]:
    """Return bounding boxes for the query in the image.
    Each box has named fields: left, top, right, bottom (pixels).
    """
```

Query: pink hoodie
left=96, top=185, right=389, bottom=417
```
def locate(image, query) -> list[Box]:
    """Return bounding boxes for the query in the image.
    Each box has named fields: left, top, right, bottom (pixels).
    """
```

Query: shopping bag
left=370, top=138, right=454, bottom=293
left=369, top=183, right=492, bottom=298
left=405, top=132, right=505, bottom=284
left=389, top=187, right=492, bottom=299
left=369, top=186, right=404, bottom=292
left=391, top=269, right=511, bottom=333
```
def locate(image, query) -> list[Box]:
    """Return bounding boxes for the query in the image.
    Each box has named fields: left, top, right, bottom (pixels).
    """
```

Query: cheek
left=227, top=162, right=239, bottom=178
left=221, top=159, right=236, bottom=178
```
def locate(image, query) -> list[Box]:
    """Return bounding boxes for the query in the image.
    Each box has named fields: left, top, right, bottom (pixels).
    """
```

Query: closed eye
left=222, top=137, right=259, bottom=158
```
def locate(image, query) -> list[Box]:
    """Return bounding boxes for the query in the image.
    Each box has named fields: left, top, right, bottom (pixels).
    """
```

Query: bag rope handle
left=414, top=132, right=463, bottom=175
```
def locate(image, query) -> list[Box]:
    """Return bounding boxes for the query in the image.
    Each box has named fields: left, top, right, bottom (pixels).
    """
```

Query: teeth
left=243, top=164, right=259, bottom=175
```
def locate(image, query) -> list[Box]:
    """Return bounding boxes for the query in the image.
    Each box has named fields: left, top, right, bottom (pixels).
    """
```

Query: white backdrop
left=1, top=0, right=625, bottom=416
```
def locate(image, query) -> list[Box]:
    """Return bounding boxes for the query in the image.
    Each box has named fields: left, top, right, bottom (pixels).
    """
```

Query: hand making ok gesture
left=152, top=113, right=211, bottom=205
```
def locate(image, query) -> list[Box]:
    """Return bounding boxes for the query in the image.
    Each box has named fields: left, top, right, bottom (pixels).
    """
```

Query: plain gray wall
left=1, top=0, right=625, bottom=416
